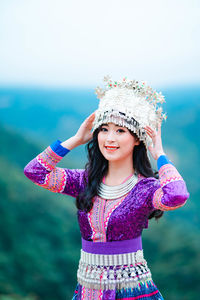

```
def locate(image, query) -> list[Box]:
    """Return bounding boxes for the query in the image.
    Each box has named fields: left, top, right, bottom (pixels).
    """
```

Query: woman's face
left=97, top=123, right=140, bottom=163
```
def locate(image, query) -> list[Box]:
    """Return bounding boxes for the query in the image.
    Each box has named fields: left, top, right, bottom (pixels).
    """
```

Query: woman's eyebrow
left=101, top=124, right=126, bottom=129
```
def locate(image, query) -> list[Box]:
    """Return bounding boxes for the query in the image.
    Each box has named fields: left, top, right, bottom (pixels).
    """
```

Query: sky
left=0, top=0, right=199, bottom=88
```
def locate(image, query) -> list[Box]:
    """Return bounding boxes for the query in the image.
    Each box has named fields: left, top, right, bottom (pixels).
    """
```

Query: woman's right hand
left=74, top=112, right=96, bottom=145
left=61, top=112, right=96, bottom=150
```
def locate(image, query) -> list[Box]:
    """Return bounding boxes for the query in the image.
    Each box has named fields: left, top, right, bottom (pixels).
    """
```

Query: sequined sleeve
left=152, top=155, right=189, bottom=211
left=24, top=140, right=87, bottom=197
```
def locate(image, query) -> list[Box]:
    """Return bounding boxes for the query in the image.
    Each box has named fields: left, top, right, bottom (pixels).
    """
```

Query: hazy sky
left=0, top=0, right=199, bottom=87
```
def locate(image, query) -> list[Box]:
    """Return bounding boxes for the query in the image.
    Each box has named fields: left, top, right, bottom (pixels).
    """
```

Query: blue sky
left=0, top=0, right=199, bottom=87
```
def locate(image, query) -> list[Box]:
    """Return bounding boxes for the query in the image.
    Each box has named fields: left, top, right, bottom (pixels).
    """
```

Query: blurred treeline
left=0, top=86, right=200, bottom=300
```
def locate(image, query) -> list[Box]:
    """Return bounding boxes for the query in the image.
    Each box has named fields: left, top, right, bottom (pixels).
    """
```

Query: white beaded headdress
left=93, top=75, right=167, bottom=148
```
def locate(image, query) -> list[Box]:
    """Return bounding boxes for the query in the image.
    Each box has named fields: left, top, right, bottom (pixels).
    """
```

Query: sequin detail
left=159, top=164, right=183, bottom=187
left=36, top=167, right=67, bottom=193
left=37, top=146, right=62, bottom=171
left=88, top=195, right=126, bottom=242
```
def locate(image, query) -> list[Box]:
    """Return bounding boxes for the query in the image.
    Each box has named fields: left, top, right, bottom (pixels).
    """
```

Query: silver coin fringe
left=93, top=110, right=149, bottom=148
left=77, top=249, right=152, bottom=290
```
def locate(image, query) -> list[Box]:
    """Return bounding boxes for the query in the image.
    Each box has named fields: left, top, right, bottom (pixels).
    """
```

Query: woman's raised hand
left=74, top=112, right=96, bottom=145
left=61, top=112, right=96, bottom=150
left=144, top=123, right=165, bottom=160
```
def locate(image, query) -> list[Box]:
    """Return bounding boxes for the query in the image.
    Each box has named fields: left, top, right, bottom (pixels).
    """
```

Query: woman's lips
left=105, top=146, right=119, bottom=151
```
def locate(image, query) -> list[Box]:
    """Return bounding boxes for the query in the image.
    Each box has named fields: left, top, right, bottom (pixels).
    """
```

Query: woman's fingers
left=144, top=126, right=157, bottom=140
left=144, top=123, right=164, bottom=160
left=81, top=112, right=95, bottom=129
left=87, top=112, right=96, bottom=120
left=85, top=112, right=96, bottom=125
left=145, top=124, right=162, bottom=138
left=84, top=113, right=96, bottom=131
left=76, top=112, right=96, bottom=143
left=157, top=122, right=162, bottom=136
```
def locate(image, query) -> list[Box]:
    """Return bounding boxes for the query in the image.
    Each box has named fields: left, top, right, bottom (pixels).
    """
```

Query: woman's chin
left=102, top=153, right=121, bottom=162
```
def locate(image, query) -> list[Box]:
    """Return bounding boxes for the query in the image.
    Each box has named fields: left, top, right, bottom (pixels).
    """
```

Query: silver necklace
left=97, top=173, right=138, bottom=200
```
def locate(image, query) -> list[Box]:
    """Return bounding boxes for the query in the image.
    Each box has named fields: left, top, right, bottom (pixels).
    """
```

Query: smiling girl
left=24, top=76, right=189, bottom=300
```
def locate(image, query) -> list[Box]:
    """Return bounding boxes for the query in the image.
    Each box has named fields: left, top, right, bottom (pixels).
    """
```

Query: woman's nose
left=106, top=130, right=116, bottom=142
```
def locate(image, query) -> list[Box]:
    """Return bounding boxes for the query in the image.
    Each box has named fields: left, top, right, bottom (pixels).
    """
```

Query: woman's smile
left=105, top=145, right=119, bottom=151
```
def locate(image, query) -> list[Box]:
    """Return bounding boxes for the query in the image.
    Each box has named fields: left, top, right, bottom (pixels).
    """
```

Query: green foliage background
left=0, top=86, right=199, bottom=299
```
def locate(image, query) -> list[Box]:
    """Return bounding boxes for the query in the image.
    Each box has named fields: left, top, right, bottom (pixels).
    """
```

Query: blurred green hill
left=0, top=124, right=81, bottom=299
left=0, top=86, right=200, bottom=299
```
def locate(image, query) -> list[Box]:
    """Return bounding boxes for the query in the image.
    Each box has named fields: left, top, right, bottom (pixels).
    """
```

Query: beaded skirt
left=72, top=238, right=164, bottom=299
left=72, top=281, right=164, bottom=300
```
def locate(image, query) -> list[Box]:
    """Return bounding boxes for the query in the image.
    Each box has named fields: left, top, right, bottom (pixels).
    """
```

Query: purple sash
left=81, top=236, right=142, bottom=255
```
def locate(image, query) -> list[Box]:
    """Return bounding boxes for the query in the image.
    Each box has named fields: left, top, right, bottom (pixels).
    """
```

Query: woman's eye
left=117, top=129, right=125, bottom=133
left=100, top=127, right=108, bottom=132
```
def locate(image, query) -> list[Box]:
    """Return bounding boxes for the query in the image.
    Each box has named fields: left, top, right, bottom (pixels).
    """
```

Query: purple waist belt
left=81, top=236, right=142, bottom=255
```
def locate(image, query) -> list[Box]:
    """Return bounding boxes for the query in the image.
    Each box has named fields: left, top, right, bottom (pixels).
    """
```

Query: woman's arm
left=152, top=155, right=189, bottom=210
left=145, top=123, right=190, bottom=211
left=24, top=139, right=86, bottom=197
left=24, top=112, right=95, bottom=197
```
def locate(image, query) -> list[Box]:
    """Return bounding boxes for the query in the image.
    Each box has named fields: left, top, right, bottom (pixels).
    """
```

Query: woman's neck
left=105, top=158, right=135, bottom=186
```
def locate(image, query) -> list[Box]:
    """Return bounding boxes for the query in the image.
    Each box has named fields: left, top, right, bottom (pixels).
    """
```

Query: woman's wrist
left=61, top=136, right=82, bottom=150
left=155, top=151, right=166, bottom=160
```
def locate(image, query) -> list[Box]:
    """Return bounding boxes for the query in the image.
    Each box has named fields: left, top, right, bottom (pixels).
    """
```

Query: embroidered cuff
left=159, top=164, right=183, bottom=188
left=36, top=141, right=70, bottom=171
left=157, top=155, right=173, bottom=170
left=50, top=140, right=70, bottom=157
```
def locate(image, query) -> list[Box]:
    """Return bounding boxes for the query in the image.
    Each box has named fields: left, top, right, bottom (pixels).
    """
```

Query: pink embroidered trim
left=36, top=167, right=67, bottom=193
left=37, top=146, right=62, bottom=171
left=88, top=197, right=105, bottom=242
left=81, top=286, right=86, bottom=299
left=153, top=188, right=185, bottom=211
left=159, top=164, right=183, bottom=187
left=88, top=195, right=125, bottom=242
left=81, top=286, right=103, bottom=300
left=120, top=289, right=159, bottom=300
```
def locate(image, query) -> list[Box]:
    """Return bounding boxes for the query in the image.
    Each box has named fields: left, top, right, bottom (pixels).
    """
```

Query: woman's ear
left=135, top=137, right=140, bottom=146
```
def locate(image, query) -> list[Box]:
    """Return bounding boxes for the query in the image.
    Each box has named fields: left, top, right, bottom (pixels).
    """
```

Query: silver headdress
left=93, top=75, right=167, bottom=148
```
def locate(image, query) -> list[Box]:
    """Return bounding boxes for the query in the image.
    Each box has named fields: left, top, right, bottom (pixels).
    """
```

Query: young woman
left=24, top=77, right=189, bottom=299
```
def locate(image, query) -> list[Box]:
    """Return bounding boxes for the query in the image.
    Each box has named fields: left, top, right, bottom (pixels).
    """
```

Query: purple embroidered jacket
left=24, top=140, right=189, bottom=242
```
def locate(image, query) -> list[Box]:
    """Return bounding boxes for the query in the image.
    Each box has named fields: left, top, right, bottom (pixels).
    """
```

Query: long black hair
left=76, top=126, right=163, bottom=220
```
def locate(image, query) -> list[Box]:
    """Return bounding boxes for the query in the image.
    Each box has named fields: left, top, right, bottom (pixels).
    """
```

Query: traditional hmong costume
left=24, top=76, right=189, bottom=299
left=24, top=140, right=189, bottom=300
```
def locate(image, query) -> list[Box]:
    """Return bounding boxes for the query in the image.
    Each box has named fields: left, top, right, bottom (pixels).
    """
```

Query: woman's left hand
left=144, top=123, right=165, bottom=160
